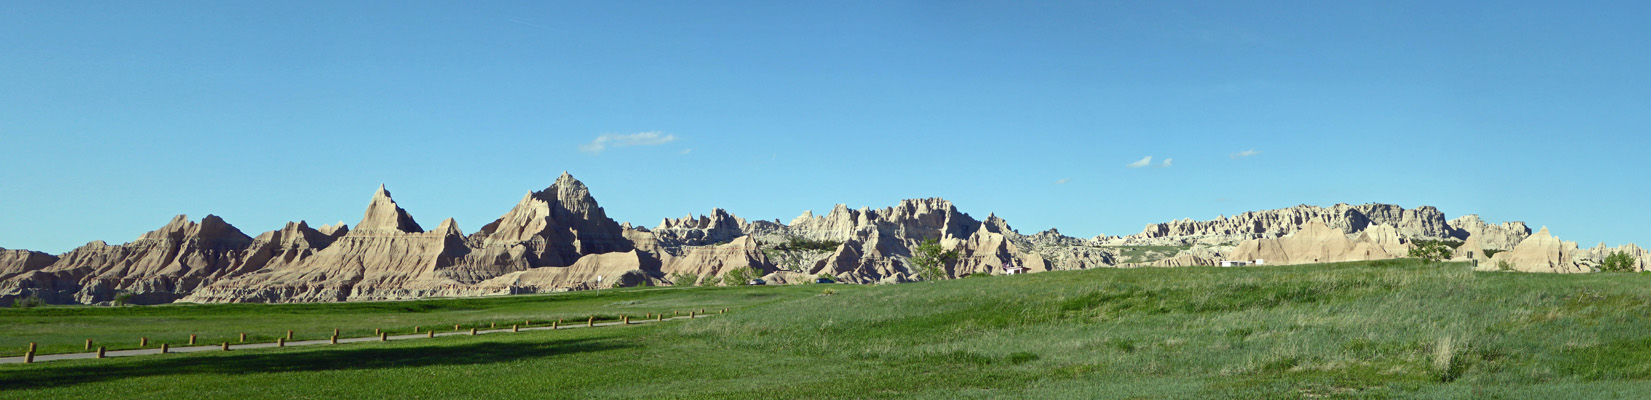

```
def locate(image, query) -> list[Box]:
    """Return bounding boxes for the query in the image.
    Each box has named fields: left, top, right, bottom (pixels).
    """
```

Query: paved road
left=0, top=312, right=715, bottom=364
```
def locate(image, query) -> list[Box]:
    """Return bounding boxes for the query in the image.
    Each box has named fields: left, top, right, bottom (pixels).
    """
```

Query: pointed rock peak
left=432, top=217, right=462, bottom=236
left=1534, top=226, right=1552, bottom=237
left=354, top=184, right=424, bottom=234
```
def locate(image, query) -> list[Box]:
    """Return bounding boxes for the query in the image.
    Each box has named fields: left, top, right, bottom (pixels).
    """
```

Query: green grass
left=7, top=259, right=1651, bottom=398
left=0, top=285, right=796, bottom=356
left=1102, top=245, right=1192, bottom=263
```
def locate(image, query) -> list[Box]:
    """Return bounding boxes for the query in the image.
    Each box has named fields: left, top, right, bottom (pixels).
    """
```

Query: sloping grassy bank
left=5, top=259, right=1651, bottom=398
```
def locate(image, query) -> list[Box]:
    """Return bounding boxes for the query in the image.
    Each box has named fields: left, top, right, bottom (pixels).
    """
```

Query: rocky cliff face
left=1127, top=203, right=1455, bottom=245
left=1447, top=215, right=1531, bottom=251
left=1224, top=221, right=1411, bottom=266
left=0, top=248, right=57, bottom=282
left=651, top=208, right=746, bottom=248
left=1488, top=227, right=1587, bottom=273
left=1, top=215, right=255, bottom=305
left=470, top=172, right=633, bottom=268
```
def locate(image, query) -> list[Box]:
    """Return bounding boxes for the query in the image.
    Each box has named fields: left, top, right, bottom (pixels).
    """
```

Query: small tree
left=814, top=273, right=835, bottom=282
left=1409, top=241, right=1452, bottom=264
left=1601, top=252, right=1637, bottom=272
left=668, top=272, right=700, bottom=287
left=723, top=267, right=758, bottom=286
left=909, top=239, right=959, bottom=281
left=112, top=292, right=135, bottom=307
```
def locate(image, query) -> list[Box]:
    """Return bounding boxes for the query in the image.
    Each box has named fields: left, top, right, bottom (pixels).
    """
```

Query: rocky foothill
left=1, top=173, right=1642, bottom=306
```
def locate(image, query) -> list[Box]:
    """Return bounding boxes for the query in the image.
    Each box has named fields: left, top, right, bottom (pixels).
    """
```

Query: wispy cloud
left=580, top=132, right=677, bottom=153
left=1054, top=178, right=1070, bottom=185
left=1127, top=156, right=1153, bottom=168
left=679, top=148, right=692, bottom=155
left=1161, top=158, right=1173, bottom=167
left=1229, top=149, right=1261, bottom=159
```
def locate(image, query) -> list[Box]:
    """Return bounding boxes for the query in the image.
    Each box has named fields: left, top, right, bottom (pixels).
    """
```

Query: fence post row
left=18, top=304, right=731, bottom=364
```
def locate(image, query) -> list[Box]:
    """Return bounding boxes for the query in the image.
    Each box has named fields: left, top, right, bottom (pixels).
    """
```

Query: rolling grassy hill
left=5, top=259, right=1651, bottom=399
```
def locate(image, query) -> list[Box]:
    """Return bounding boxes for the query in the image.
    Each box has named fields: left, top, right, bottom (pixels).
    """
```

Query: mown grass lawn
left=6, top=259, right=1651, bottom=399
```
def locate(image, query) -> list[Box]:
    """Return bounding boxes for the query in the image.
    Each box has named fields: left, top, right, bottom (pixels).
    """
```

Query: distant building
left=1002, top=263, right=1028, bottom=275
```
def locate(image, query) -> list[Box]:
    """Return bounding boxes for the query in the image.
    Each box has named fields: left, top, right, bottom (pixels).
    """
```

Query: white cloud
left=1054, top=178, right=1070, bottom=185
left=1127, top=156, right=1153, bottom=168
left=679, top=148, right=692, bottom=155
left=1230, top=149, right=1260, bottom=159
left=1161, top=158, right=1173, bottom=167
left=579, top=131, right=677, bottom=153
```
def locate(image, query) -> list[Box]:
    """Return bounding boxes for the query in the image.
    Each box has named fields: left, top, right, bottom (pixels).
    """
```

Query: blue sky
left=2, top=1, right=1647, bottom=254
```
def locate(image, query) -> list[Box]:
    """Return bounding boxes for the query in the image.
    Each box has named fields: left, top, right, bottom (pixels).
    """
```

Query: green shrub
left=1601, top=252, right=1637, bottom=272
left=10, top=296, right=43, bottom=308
left=1409, top=241, right=1453, bottom=264
left=723, top=267, right=759, bottom=286
left=112, top=292, right=134, bottom=307
left=668, top=272, right=700, bottom=287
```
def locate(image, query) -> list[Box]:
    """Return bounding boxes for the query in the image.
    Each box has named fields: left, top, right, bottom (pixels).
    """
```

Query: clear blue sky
left=2, top=1, right=1647, bottom=254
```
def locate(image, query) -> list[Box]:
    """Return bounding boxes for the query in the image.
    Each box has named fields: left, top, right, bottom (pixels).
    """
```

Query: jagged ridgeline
left=1, top=174, right=1645, bottom=306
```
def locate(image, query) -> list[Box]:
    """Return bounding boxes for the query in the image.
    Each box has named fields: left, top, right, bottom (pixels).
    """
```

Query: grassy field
left=6, top=259, right=1651, bottom=398
left=1102, top=245, right=1193, bottom=263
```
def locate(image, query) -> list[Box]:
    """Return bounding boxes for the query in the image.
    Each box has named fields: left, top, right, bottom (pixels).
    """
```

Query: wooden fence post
left=470, top=328, right=477, bottom=335
left=552, top=320, right=559, bottom=329
left=189, top=334, right=196, bottom=345
left=286, top=330, right=293, bottom=340
left=24, top=351, right=34, bottom=363
left=140, top=337, right=148, bottom=347
left=490, top=322, right=496, bottom=328
left=380, top=332, right=388, bottom=341
left=277, top=338, right=285, bottom=347
left=28, top=342, right=36, bottom=353
left=240, top=333, right=247, bottom=342
left=455, top=324, right=461, bottom=332
left=375, top=328, right=381, bottom=335
left=330, top=336, right=338, bottom=344
left=97, top=346, right=107, bottom=358
left=161, top=343, right=169, bottom=353
left=691, top=311, right=696, bottom=318
left=657, top=314, right=663, bottom=322
left=587, top=316, right=594, bottom=327
left=525, top=320, right=531, bottom=327
left=623, top=315, right=630, bottom=325
left=415, top=326, right=421, bottom=333
left=86, top=339, right=93, bottom=351
left=427, top=330, right=434, bottom=338
left=221, top=343, right=229, bottom=351
left=334, top=328, right=340, bottom=337
left=513, top=325, right=519, bottom=332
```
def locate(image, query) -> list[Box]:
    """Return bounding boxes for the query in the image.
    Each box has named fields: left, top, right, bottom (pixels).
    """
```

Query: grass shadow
left=0, top=336, right=630, bottom=391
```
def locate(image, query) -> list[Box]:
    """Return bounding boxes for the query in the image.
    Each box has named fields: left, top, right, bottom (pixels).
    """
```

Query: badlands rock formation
left=1125, top=203, right=1454, bottom=245
left=1448, top=215, right=1531, bottom=251
left=1487, top=227, right=1587, bottom=273
left=0, top=174, right=1641, bottom=306
left=1225, top=221, right=1411, bottom=265
left=0, top=215, right=256, bottom=305
left=0, top=248, right=57, bottom=281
